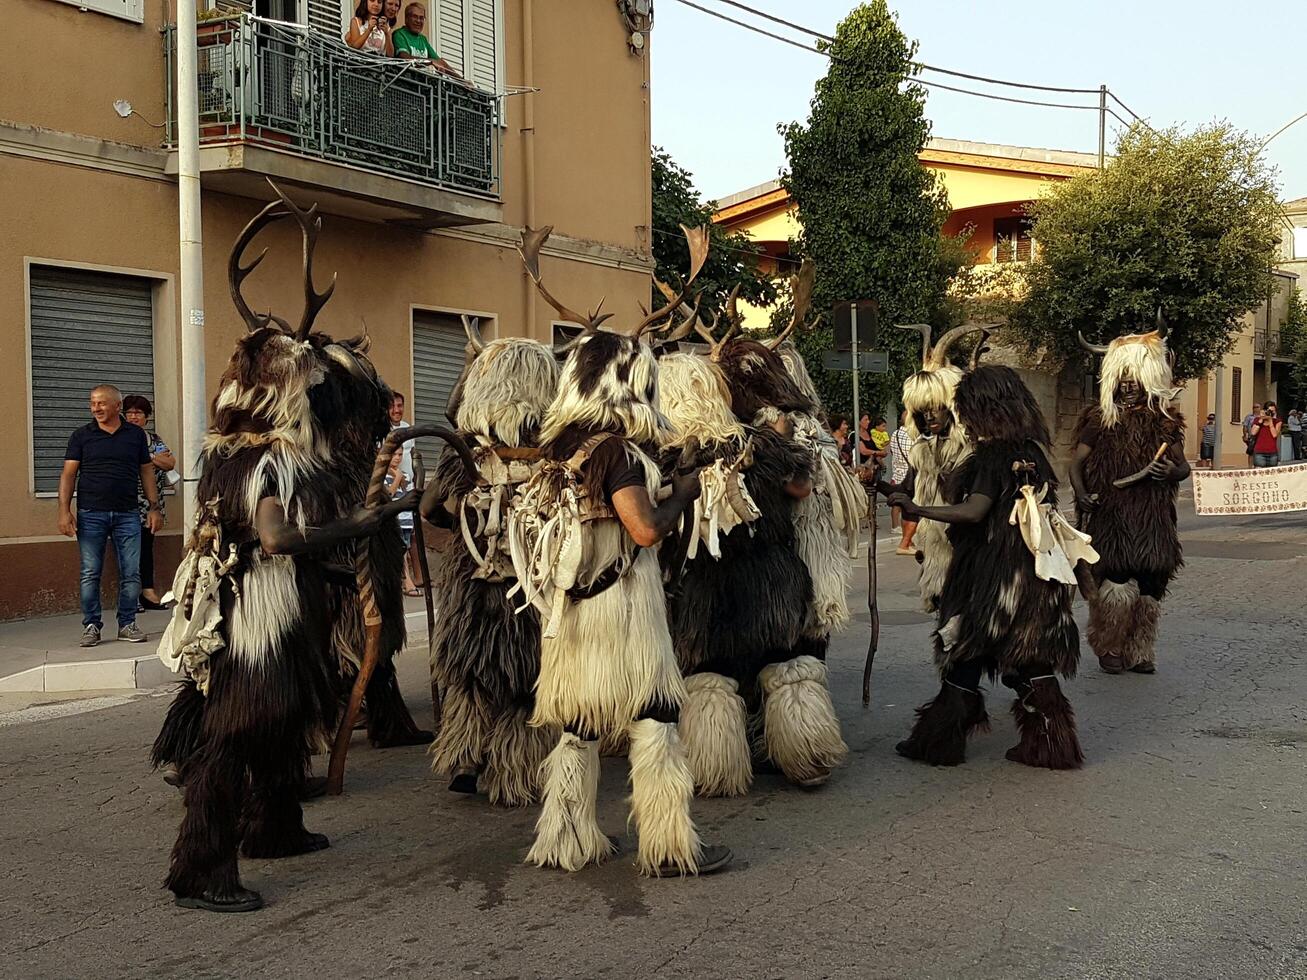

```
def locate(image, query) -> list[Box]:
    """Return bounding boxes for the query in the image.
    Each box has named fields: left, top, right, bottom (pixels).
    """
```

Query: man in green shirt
left=392, top=2, right=458, bottom=75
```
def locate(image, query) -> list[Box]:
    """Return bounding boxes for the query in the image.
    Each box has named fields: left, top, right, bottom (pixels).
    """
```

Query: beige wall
left=0, top=0, right=653, bottom=618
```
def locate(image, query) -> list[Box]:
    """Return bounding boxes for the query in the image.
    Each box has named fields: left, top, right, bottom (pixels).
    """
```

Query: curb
left=0, top=610, right=432, bottom=695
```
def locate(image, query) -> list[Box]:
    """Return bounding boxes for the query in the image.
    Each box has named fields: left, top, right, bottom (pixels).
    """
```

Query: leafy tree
left=778, top=1, right=959, bottom=415
left=651, top=147, right=776, bottom=319
left=1282, top=287, right=1307, bottom=406
left=1011, top=122, right=1283, bottom=381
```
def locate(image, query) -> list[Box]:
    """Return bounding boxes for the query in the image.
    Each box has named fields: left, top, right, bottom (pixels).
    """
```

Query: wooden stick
left=861, top=470, right=881, bottom=708
left=326, top=424, right=473, bottom=796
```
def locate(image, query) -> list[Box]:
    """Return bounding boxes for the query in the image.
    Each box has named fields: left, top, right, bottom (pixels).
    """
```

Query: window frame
left=49, top=0, right=144, bottom=24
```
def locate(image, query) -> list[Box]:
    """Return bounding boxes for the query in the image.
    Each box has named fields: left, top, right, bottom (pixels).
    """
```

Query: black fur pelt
left=1074, top=405, right=1184, bottom=589
left=934, top=439, right=1079, bottom=679
left=151, top=680, right=206, bottom=770
left=166, top=562, right=338, bottom=898
left=428, top=444, right=542, bottom=713
left=715, top=339, right=816, bottom=424
left=662, top=427, right=814, bottom=688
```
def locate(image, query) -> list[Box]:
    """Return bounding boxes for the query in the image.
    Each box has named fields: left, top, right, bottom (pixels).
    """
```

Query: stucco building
left=2, top=0, right=654, bottom=619
left=714, top=137, right=1298, bottom=470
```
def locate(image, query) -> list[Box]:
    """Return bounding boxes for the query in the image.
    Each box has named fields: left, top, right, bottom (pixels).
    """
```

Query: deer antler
left=635, top=224, right=710, bottom=337
left=652, top=279, right=706, bottom=346
left=266, top=181, right=337, bottom=341
left=766, top=259, right=815, bottom=350
left=689, top=284, right=742, bottom=361
left=228, top=199, right=292, bottom=333
left=461, top=315, right=486, bottom=354
left=518, top=227, right=610, bottom=353
left=897, top=322, right=933, bottom=365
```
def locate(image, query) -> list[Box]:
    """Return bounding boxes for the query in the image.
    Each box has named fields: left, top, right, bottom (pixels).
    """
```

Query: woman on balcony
left=346, top=0, right=394, bottom=56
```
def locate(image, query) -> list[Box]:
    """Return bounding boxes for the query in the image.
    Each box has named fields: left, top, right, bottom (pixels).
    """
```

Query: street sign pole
left=851, top=302, right=860, bottom=469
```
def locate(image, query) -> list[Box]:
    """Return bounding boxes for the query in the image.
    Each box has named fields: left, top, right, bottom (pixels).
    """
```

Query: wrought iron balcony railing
left=164, top=14, right=500, bottom=200
left=1254, top=329, right=1283, bottom=357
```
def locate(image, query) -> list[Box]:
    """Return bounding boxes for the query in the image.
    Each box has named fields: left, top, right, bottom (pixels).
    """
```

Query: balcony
left=164, top=14, right=501, bottom=228
left=1253, top=329, right=1294, bottom=361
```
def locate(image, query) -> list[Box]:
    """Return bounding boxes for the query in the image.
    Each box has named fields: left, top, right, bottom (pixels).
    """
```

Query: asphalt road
left=2, top=502, right=1305, bottom=980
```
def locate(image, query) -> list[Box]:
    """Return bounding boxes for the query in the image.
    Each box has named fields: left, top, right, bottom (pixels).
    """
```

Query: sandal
left=404, top=587, right=422, bottom=597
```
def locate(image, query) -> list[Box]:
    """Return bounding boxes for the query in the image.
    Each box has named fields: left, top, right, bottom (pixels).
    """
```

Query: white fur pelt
left=758, top=656, right=848, bottom=787
left=679, top=673, right=752, bottom=798
left=627, top=718, right=702, bottom=875
left=225, top=555, right=301, bottom=670
left=1098, top=332, right=1179, bottom=427
left=456, top=337, right=559, bottom=447
left=908, top=430, right=973, bottom=612
left=527, top=733, right=615, bottom=871
left=1088, top=578, right=1160, bottom=668
left=538, top=332, right=668, bottom=448
left=530, top=546, right=687, bottom=735
left=656, top=352, right=746, bottom=449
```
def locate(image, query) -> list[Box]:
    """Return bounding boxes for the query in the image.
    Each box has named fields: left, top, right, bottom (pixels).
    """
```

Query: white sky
left=650, top=0, right=1307, bottom=205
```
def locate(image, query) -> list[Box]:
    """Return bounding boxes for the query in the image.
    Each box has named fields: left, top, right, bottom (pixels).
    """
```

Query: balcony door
left=255, top=0, right=306, bottom=22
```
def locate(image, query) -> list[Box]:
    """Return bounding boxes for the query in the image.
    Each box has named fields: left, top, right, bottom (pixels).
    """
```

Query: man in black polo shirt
left=58, top=384, right=163, bottom=647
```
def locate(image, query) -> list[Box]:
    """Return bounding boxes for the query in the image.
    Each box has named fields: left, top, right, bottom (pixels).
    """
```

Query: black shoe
left=174, top=886, right=264, bottom=913
left=140, top=596, right=171, bottom=611
left=696, top=844, right=733, bottom=875
left=448, top=772, right=478, bottom=795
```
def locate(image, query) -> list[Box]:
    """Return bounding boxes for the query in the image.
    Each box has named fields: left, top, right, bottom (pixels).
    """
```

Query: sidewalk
left=0, top=599, right=433, bottom=694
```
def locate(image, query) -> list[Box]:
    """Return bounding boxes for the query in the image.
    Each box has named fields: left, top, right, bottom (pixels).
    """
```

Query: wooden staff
left=326, top=423, right=475, bottom=796
left=861, top=467, right=881, bottom=708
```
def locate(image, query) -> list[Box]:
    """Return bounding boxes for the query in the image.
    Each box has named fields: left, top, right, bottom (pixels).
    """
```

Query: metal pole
left=1098, top=85, right=1107, bottom=169
left=1264, top=271, right=1274, bottom=403
left=177, top=0, right=207, bottom=532
left=851, top=302, right=860, bottom=467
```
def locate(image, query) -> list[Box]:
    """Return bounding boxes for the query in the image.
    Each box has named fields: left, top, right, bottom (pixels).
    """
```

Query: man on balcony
left=393, top=3, right=458, bottom=76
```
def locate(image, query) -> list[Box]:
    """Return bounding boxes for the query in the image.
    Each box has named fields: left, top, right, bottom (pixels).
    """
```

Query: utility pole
left=850, top=302, right=861, bottom=468
left=177, top=0, right=206, bottom=531
left=1212, top=366, right=1225, bottom=469
left=1098, top=85, right=1107, bottom=169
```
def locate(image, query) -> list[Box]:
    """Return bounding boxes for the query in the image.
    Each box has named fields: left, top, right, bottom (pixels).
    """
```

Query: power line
left=916, top=76, right=1099, bottom=111
left=688, top=0, right=1100, bottom=94
left=669, top=0, right=832, bottom=59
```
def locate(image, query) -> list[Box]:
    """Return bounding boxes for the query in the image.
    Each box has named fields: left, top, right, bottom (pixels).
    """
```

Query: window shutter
left=435, top=0, right=467, bottom=76
left=307, top=0, right=349, bottom=37
left=52, top=0, right=144, bottom=23
left=412, top=311, right=478, bottom=455
left=1230, top=368, right=1242, bottom=425
left=467, top=0, right=500, bottom=94
left=29, top=267, right=155, bottom=494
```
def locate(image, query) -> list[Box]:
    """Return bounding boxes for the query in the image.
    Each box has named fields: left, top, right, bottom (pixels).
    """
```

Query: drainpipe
left=177, top=0, right=207, bottom=532
left=521, top=0, right=537, bottom=338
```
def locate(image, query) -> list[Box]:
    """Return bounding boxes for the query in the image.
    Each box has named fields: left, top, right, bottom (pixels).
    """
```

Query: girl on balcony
left=346, top=0, right=394, bottom=57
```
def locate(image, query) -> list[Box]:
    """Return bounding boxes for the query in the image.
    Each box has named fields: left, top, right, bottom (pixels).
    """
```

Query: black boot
left=1005, top=676, right=1084, bottom=770
left=895, top=681, right=989, bottom=766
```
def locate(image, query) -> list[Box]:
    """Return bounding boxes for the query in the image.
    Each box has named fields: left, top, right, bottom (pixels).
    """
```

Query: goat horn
left=1154, top=307, right=1168, bottom=340
left=1078, top=331, right=1110, bottom=356
left=897, top=323, right=932, bottom=365
left=969, top=329, right=991, bottom=370
left=461, top=315, right=486, bottom=354
left=926, top=324, right=988, bottom=370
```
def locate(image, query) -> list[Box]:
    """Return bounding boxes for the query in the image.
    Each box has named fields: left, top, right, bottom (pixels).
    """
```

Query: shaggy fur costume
left=657, top=352, right=817, bottom=794
left=158, top=321, right=402, bottom=904
left=426, top=337, right=559, bottom=805
left=757, top=656, right=848, bottom=786
left=900, top=365, right=973, bottom=612
left=899, top=366, right=1082, bottom=770
left=521, top=330, right=705, bottom=874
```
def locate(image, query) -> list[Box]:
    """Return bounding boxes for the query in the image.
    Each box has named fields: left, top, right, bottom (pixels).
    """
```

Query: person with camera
left=1249, top=402, right=1283, bottom=468
left=346, top=0, right=394, bottom=56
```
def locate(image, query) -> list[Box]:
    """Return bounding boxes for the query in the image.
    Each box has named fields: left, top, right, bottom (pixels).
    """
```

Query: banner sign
left=1192, top=462, right=1307, bottom=516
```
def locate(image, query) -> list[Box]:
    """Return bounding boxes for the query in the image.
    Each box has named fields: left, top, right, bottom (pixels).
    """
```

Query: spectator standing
left=857, top=412, right=873, bottom=464
left=1243, top=402, right=1261, bottom=466
left=1287, top=409, right=1303, bottom=461
left=829, top=413, right=852, bottom=467
left=122, top=395, right=175, bottom=610
left=1199, top=413, right=1216, bottom=469
left=386, top=393, right=425, bottom=596
left=58, top=385, right=161, bottom=647
left=870, top=416, right=890, bottom=462
left=346, top=0, right=393, bottom=56
left=383, top=0, right=401, bottom=27
left=889, top=411, right=918, bottom=554
left=392, top=2, right=458, bottom=74
left=1249, top=402, right=1283, bottom=468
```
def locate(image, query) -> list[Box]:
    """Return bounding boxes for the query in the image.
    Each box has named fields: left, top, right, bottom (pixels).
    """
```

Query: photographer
left=346, top=0, right=394, bottom=56
left=1249, top=401, right=1283, bottom=468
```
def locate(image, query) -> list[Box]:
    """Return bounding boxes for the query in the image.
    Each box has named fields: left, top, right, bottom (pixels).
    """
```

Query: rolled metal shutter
left=30, top=267, right=155, bottom=494
left=411, top=310, right=470, bottom=459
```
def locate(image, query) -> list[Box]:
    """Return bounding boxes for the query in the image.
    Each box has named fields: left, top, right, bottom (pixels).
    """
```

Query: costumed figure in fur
left=876, top=324, right=988, bottom=612
left=1071, top=313, right=1188, bottom=675
left=149, top=187, right=425, bottom=912
left=890, top=365, right=1095, bottom=770
left=418, top=317, right=560, bottom=805
left=697, top=279, right=852, bottom=788
left=505, top=226, right=732, bottom=876
left=654, top=291, right=822, bottom=796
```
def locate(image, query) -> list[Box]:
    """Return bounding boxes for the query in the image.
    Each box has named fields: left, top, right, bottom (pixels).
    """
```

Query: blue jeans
left=77, top=510, right=142, bottom=629
left=1253, top=453, right=1279, bottom=468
